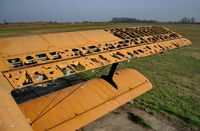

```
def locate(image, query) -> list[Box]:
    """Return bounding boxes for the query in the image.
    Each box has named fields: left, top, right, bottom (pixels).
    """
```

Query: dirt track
left=84, top=104, right=177, bottom=131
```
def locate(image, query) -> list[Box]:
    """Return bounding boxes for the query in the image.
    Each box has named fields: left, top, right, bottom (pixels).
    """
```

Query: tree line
left=1, top=17, right=197, bottom=25
left=179, top=17, right=195, bottom=24
left=110, top=17, right=197, bottom=24
left=110, top=17, right=157, bottom=23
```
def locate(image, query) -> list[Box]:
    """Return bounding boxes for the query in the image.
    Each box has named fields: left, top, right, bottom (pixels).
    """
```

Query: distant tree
left=191, top=17, right=195, bottom=23
left=3, top=19, right=8, bottom=25
left=181, top=17, right=188, bottom=23
left=180, top=17, right=195, bottom=24
left=48, top=21, right=53, bottom=24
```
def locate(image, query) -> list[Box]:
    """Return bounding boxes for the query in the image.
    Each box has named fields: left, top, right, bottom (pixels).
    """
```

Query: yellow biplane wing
left=0, top=26, right=191, bottom=131
left=19, top=68, right=152, bottom=131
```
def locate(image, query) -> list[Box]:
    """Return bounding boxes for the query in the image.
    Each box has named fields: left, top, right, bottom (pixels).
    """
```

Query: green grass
left=0, top=23, right=158, bottom=38
left=1, top=23, right=200, bottom=128
left=128, top=112, right=152, bottom=128
left=128, top=24, right=200, bottom=128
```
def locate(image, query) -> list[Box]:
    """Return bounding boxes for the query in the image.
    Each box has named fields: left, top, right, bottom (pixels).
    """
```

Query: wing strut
left=101, top=62, right=119, bottom=89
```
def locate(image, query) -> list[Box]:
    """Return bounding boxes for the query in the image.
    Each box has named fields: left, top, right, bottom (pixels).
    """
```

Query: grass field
left=0, top=23, right=199, bottom=129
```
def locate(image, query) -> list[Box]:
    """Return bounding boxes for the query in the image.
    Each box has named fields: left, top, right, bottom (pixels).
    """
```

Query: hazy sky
left=0, top=0, right=200, bottom=23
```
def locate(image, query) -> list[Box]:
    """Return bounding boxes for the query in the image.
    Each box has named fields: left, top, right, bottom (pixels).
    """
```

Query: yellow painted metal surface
left=19, top=68, right=152, bottom=131
left=0, top=30, right=121, bottom=58
left=0, top=26, right=191, bottom=90
left=0, top=26, right=192, bottom=131
left=0, top=86, right=33, bottom=131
